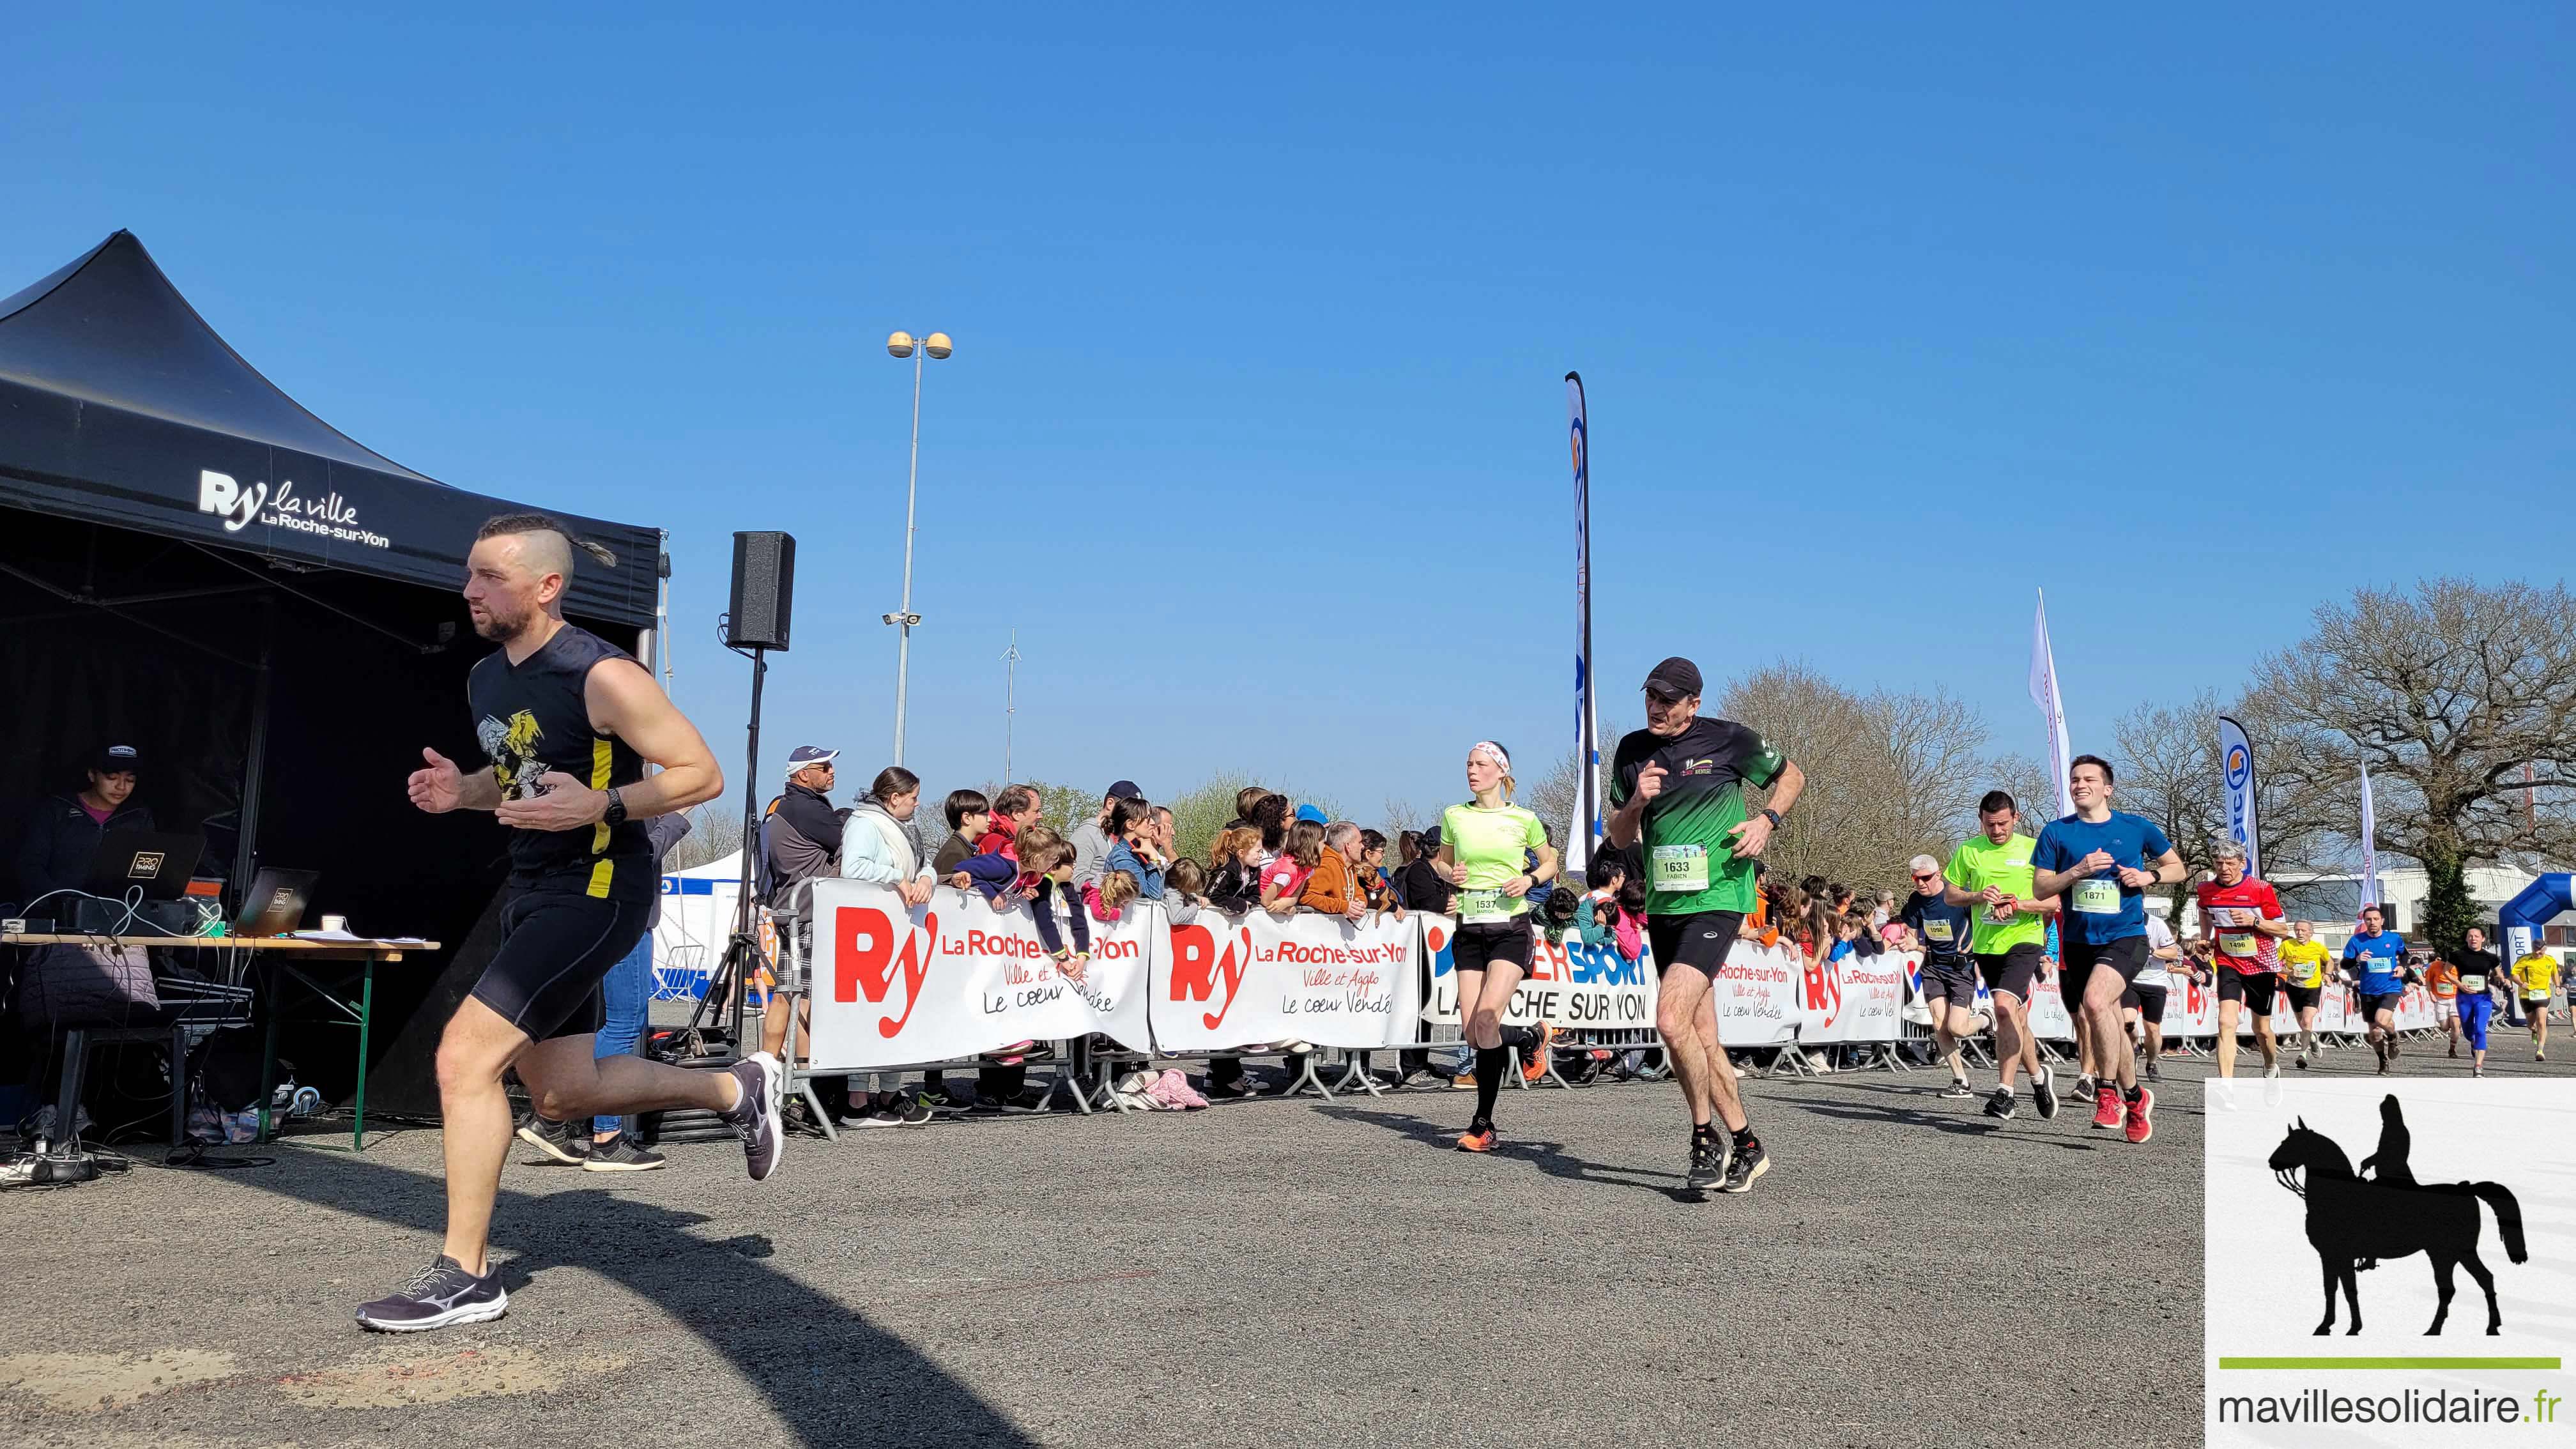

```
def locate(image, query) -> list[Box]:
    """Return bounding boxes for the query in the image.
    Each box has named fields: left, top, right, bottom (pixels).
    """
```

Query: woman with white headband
left=1432, top=739, right=1558, bottom=1152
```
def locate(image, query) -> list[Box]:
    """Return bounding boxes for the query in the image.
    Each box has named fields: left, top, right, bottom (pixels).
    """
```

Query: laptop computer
left=231, top=868, right=320, bottom=939
left=82, top=831, right=206, bottom=900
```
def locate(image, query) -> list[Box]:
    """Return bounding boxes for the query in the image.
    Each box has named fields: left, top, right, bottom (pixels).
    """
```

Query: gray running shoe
left=356, top=1256, right=507, bottom=1333
left=514, top=1112, right=586, bottom=1165
left=1719, top=1138, right=1769, bottom=1194
left=581, top=1133, right=665, bottom=1172
left=1685, top=1135, right=1725, bottom=1190
left=1939, top=1078, right=1976, bottom=1100
left=722, top=1052, right=785, bottom=1182
left=1982, top=1087, right=2016, bottom=1119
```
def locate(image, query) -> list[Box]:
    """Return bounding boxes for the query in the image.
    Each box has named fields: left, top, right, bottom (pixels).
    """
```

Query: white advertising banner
left=806, top=879, right=1153, bottom=1072
left=1798, top=950, right=1910, bottom=1043
left=1715, top=939, right=1801, bottom=1046
left=1155, top=905, right=1418, bottom=1052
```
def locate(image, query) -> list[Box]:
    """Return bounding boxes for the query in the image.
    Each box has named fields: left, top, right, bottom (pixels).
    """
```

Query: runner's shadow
left=222, top=1149, right=1036, bottom=1448
left=1317, top=1105, right=1696, bottom=1200
left=1788, top=1098, right=2104, bottom=1151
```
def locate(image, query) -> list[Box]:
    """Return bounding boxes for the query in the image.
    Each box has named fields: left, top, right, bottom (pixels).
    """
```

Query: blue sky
left=7, top=6, right=2568, bottom=820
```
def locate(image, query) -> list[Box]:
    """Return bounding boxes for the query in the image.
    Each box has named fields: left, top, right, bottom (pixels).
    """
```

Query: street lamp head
left=923, top=332, right=953, bottom=360
left=885, top=330, right=916, bottom=358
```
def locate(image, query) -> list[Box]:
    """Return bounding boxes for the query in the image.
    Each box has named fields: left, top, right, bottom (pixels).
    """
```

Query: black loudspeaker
left=726, top=531, right=796, bottom=650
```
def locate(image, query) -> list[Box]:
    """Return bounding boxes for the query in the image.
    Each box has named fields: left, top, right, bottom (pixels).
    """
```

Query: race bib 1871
left=2071, top=878, right=2122, bottom=915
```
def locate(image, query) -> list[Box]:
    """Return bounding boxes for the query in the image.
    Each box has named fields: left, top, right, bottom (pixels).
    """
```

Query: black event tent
left=0, top=231, right=666, bottom=1117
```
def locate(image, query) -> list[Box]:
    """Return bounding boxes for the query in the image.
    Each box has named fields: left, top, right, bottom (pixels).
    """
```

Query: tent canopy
left=0, top=231, right=657, bottom=627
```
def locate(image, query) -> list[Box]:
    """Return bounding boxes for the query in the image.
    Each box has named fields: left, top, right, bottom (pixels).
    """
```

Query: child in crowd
left=1165, top=859, right=1208, bottom=926
left=1207, top=827, right=1266, bottom=911
left=1260, top=820, right=1325, bottom=916
left=931, top=789, right=992, bottom=877
left=1359, top=829, right=1398, bottom=912
left=964, top=831, right=1091, bottom=970
left=960, top=823, right=1056, bottom=905
left=1087, top=868, right=1141, bottom=923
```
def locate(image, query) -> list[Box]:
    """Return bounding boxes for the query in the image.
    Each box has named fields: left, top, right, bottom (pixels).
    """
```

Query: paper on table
left=282, top=930, right=431, bottom=945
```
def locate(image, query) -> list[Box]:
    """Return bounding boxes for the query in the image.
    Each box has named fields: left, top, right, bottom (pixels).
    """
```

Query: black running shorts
left=1450, top=919, right=1533, bottom=977
left=2062, top=935, right=2149, bottom=1002
left=1974, top=942, right=2044, bottom=1002
left=2359, top=991, right=2404, bottom=1022
left=2124, top=981, right=2169, bottom=1022
left=1919, top=959, right=1978, bottom=1012
left=2215, top=969, right=2280, bottom=1015
left=1648, top=909, right=1744, bottom=980
left=2283, top=983, right=2321, bottom=1013
left=469, top=881, right=651, bottom=1041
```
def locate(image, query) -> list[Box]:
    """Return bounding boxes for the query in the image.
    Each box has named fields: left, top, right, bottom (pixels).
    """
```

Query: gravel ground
left=6, top=1033, right=2566, bottom=1448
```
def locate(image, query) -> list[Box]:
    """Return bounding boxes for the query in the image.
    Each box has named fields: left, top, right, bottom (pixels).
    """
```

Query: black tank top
left=468, top=624, right=649, bottom=894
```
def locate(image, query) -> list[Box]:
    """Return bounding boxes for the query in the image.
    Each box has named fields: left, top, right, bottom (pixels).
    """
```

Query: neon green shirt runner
left=1943, top=832, right=2044, bottom=954
left=1441, top=802, right=1546, bottom=924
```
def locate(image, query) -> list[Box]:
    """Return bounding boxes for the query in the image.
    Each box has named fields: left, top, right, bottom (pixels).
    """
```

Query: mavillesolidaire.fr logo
left=2206, top=1078, right=2576, bottom=1445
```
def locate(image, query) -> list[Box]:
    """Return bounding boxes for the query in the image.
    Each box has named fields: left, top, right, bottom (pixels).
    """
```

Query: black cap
left=93, top=744, right=142, bottom=776
left=1105, top=779, right=1143, bottom=802
left=1643, top=657, right=1702, bottom=701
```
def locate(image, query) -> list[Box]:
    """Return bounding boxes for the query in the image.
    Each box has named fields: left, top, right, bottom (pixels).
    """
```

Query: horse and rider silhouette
left=2267, top=1095, right=2528, bottom=1336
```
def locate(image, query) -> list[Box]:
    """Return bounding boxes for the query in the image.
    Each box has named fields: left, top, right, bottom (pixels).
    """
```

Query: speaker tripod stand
left=670, top=640, right=769, bottom=1065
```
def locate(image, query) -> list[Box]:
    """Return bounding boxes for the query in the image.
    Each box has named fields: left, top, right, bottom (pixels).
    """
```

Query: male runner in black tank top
left=356, top=515, right=784, bottom=1333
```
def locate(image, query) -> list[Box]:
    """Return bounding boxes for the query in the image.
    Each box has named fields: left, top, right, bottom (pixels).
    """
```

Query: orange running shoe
left=1521, top=1025, right=1554, bottom=1083
left=1457, top=1126, right=1496, bottom=1153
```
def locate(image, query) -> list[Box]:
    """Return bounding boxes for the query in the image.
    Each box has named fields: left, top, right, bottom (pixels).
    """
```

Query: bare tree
left=2112, top=691, right=2342, bottom=907
left=2251, top=578, right=2576, bottom=949
left=663, top=799, right=746, bottom=873
left=1720, top=661, right=2002, bottom=890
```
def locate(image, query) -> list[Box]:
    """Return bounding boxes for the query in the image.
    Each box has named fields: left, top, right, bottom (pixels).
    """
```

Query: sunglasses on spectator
left=1911, top=872, right=1938, bottom=883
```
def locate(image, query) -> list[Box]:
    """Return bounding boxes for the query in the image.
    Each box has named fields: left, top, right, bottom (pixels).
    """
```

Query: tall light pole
left=883, top=328, right=952, bottom=765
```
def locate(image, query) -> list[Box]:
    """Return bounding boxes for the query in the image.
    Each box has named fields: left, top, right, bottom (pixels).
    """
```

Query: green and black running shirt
left=1609, top=717, right=1787, bottom=917
left=467, top=624, right=650, bottom=897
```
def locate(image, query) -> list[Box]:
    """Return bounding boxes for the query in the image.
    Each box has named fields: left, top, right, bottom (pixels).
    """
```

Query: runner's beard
left=473, top=599, right=534, bottom=642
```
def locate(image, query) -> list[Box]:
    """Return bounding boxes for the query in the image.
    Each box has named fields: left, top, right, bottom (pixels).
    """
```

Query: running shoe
left=2387, top=1038, right=2402, bottom=1061
left=1718, top=1137, right=1769, bottom=1194
left=842, top=1107, right=905, bottom=1129
left=2449, top=1043, right=2460, bottom=1058
left=2143, top=1058, right=2161, bottom=1083
left=2032, top=1066, right=2059, bottom=1121
left=514, top=1111, right=586, bottom=1165
left=916, top=1087, right=967, bottom=1116
left=355, top=1256, right=508, bottom=1333
left=1521, top=1025, right=1554, bottom=1083
left=1982, top=1087, right=2016, bottom=1120
left=1685, top=1135, right=1725, bottom=1190
left=1939, top=1078, right=1975, bottom=1100
left=2090, top=1085, right=2124, bottom=1131
left=582, top=1134, right=666, bottom=1172
left=998, top=1090, right=1054, bottom=1115
left=1457, top=1124, right=1496, bottom=1153
left=2294, top=1052, right=2310, bottom=1071
left=2264, top=1062, right=2280, bottom=1080
left=1204, top=1078, right=1251, bottom=1100
left=2123, top=1086, right=2156, bottom=1145
left=1450, top=1073, right=1476, bottom=1091
left=722, top=1051, right=784, bottom=1182
left=899, top=1096, right=937, bottom=1126
left=2071, top=1074, right=2097, bottom=1104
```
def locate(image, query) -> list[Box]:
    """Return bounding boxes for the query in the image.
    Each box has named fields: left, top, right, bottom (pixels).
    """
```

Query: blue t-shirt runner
left=2031, top=809, right=2174, bottom=946
left=2342, top=929, right=2411, bottom=998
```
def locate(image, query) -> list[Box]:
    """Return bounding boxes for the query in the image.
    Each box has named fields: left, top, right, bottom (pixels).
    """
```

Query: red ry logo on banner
left=1804, top=958, right=1844, bottom=1029
left=1169, top=921, right=1254, bottom=1030
left=835, top=906, right=936, bottom=1039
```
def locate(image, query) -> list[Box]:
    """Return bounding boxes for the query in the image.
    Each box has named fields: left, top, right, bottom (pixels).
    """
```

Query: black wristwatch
left=1761, top=808, right=1783, bottom=828
left=601, top=786, right=629, bottom=827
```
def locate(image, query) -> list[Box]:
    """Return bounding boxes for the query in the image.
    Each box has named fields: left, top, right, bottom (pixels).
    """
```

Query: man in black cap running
left=1607, top=657, right=1806, bottom=1194
left=356, top=515, right=783, bottom=1333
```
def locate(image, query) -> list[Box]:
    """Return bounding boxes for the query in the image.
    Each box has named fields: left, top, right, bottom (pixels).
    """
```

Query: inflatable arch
left=2498, top=873, right=2576, bottom=961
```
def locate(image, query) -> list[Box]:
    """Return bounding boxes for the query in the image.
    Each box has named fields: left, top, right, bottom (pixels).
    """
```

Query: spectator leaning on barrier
left=1250, top=793, right=1290, bottom=857
left=1207, top=827, right=1264, bottom=911
left=931, top=789, right=990, bottom=878
left=1261, top=820, right=1326, bottom=916
left=1223, top=785, right=1269, bottom=834
left=758, top=744, right=848, bottom=1121
left=837, top=765, right=942, bottom=1127
left=1103, top=797, right=1167, bottom=901
left=1299, top=822, right=1371, bottom=922
left=1397, top=825, right=1453, bottom=914
left=1069, top=779, right=1144, bottom=891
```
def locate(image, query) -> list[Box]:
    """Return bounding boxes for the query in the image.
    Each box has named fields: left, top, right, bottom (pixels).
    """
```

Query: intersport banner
left=806, top=879, right=1154, bottom=1072
left=1420, top=917, right=1661, bottom=1034
left=1155, top=904, right=1419, bottom=1053
left=1419, top=917, right=1800, bottom=1045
